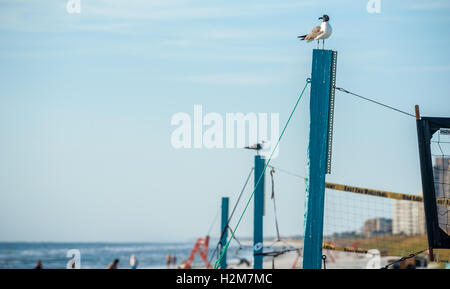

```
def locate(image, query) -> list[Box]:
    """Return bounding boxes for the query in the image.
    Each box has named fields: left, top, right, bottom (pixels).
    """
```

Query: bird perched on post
left=298, top=14, right=332, bottom=49
left=244, top=142, right=264, bottom=155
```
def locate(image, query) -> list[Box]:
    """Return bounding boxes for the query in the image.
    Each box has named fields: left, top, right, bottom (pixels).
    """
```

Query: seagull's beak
left=318, top=16, right=323, bottom=20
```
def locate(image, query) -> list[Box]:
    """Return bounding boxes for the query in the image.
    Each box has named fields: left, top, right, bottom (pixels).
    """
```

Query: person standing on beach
left=172, top=254, right=177, bottom=267
left=35, top=260, right=43, bottom=269
left=107, top=259, right=119, bottom=269
left=67, top=257, right=76, bottom=269
left=130, top=254, right=138, bottom=269
left=166, top=254, right=171, bottom=268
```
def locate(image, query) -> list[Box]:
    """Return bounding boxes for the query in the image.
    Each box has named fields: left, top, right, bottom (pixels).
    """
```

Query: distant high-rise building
left=392, top=157, right=449, bottom=236
left=434, top=157, right=450, bottom=235
left=363, top=218, right=392, bottom=237
left=393, top=199, right=426, bottom=236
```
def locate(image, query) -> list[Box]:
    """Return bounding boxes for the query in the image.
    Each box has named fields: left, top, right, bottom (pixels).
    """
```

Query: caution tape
left=436, top=198, right=450, bottom=207
left=322, top=242, right=368, bottom=254
left=325, top=182, right=450, bottom=207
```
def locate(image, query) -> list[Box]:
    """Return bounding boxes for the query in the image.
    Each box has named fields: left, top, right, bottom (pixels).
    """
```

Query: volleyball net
left=321, top=181, right=428, bottom=268
left=320, top=115, right=450, bottom=268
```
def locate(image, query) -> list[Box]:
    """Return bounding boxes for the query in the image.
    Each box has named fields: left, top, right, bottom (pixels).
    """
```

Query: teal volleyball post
left=303, top=49, right=337, bottom=269
left=219, top=197, right=229, bottom=269
left=253, top=155, right=265, bottom=269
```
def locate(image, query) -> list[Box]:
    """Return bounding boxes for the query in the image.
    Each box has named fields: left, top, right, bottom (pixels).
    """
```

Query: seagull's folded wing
left=304, top=25, right=322, bottom=41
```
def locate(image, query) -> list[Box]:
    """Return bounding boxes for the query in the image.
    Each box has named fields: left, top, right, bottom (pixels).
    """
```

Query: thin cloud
left=69, top=23, right=132, bottom=32
left=396, top=65, right=450, bottom=72
left=0, top=0, right=316, bottom=32
left=409, top=1, right=450, bottom=10
left=179, top=73, right=283, bottom=85
left=84, top=0, right=316, bottom=21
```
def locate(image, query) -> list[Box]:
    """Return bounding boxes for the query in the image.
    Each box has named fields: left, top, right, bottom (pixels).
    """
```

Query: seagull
left=244, top=142, right=264, bottom=154
left=298, top=14, right=332, bottom=49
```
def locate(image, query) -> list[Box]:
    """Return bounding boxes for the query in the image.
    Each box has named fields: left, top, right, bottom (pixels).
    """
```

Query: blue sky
left=0, top=0, right=450, bottom=242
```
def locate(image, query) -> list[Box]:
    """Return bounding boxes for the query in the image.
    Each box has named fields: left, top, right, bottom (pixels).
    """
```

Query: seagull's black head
left=319, top=14, right=330, bottom=22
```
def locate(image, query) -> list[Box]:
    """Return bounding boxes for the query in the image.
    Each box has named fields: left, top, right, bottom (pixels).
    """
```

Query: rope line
left=266, top=168, right=303, bottom=249
left=381, top=248, right=428, bottom=269
left=254, top=248, right=300, bottom=258
left=334, top=86, right=416, bottom=118
left=227, top=226, right=243, bottom=249
left=213, top=78, right=311, bottom=269
left=269, top=165, right=306, bottom=180
left=208, top=167, right=254, bottom=265
left=206, top=207, right=221, bottom=236
left=270, top=167, right=281, bottom=242
left=228, top=168, right=254, bottom=226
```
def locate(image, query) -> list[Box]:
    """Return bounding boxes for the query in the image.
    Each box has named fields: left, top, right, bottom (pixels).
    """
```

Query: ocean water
left=0, top=242, right=253, bottom=269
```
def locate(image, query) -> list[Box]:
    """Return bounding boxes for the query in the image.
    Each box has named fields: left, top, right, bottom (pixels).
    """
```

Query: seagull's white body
left=313, top=21, right=332, bottom=41
left=298, top=15, right=332, bottom=49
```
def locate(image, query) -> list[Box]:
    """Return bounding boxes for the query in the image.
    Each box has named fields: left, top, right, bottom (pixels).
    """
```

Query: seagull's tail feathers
left=297, top=35, right=307, bottom=40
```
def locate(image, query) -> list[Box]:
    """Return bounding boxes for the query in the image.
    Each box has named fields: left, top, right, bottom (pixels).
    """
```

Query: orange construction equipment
left=186, top=236, right=212, bottom=268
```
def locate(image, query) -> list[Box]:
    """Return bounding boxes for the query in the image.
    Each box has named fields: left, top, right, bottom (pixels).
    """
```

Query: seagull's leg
left=317, top=40, right=319, bottom=49
left=322, top=39, right=324, bottom=50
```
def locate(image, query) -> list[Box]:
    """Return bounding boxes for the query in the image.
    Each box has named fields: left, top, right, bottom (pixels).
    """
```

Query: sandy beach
left=203, top=239, right=405, bottom=269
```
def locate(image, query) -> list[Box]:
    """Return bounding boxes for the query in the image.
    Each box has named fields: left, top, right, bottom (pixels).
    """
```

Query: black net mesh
left=431, top=129, right=450, bottom=237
